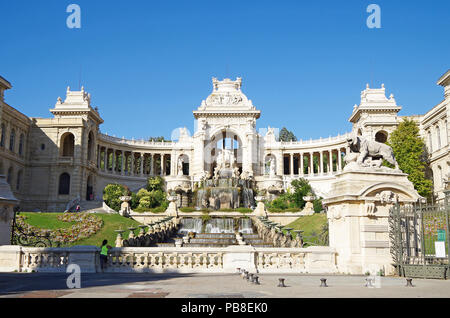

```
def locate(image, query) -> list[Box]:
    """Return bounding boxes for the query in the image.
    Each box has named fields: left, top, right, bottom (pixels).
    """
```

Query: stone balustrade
left=251, top=217, right=303, bottom=248
left=118, top=216, right=180, bottom=247
left=0, top=245, right=337, bottom=274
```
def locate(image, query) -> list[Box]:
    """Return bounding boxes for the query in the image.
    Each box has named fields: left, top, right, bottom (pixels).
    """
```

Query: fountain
left=196, top=149, right=255, bottom=210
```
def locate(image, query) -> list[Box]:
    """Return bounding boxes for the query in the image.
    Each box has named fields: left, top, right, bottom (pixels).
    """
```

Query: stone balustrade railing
left=98, top=133, right=174, bottom=147
left=117, top=216, right=180, bottom=247
left=280, top=132, right=352, bottom=146
left=252, top=217, right=303, bottom=248
left=0, top=245, right=337, bottom=274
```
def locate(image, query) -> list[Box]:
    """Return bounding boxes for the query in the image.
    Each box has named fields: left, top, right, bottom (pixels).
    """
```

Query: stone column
left=150, top=154, right=154, bottom=176
left=160, top=154, right=164, bottom=176
left=103, top=148, right=108, bottom=172
left=111, top=150, right=116, bottom=174
left=338, top=149, right=342, bottom=171
left=97, top=146, right=101, bottom=169
left=300, top=153, right=304, bottom=176
left=129, top=152, right=134, bottom=176
left=320, top=151, right=324, bottom=175
left=121, top=150, right=125, bottom=176
left=140, top=153, right=144, bottom=177
left=290, top=153, right=294, bottom=176
left=309, top=152, right=313, bottom=175
left=329, top=150, right=332, bottom=174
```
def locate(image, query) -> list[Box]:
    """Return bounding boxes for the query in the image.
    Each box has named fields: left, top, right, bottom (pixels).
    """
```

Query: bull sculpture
left=346, top=135, right=399, bottom=170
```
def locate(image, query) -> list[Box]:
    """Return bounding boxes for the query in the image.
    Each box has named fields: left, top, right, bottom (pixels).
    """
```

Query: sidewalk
left=1, top=273, right=450, bottom=298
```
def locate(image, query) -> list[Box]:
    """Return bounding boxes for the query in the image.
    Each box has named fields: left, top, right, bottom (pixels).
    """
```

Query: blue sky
left=1, top=0, right=449, bottom=140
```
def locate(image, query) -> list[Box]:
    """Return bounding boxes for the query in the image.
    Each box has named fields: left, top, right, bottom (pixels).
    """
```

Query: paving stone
left=20, top=290, right=73, bottom=298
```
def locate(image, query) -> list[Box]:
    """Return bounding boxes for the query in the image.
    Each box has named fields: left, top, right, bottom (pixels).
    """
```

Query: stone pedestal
left=253, top=196, right=267, bottom=217
left=165, top=195, right=178, bottom=217
left=323, top=169, right=421, bottom=275
left=0, top=175, right=18, bottom=245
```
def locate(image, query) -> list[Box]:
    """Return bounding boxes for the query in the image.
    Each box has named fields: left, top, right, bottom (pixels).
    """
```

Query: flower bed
left=16, top=213, right=103, bottom=244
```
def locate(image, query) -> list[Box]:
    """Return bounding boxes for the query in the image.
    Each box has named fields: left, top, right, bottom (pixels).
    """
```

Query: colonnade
left=96, top=145, right=173, bottom=177
left=276, top=146, right=349, bottom=177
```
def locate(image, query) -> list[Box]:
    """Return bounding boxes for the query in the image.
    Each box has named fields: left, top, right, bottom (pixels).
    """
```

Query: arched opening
left=436, top=126, right=441, bottom=149
left=58, top=173, right=71, bottom=195
left=178, top=154, right=190, bottom=176
left=60, top=132, right=75, bottom=157
left=265, top=154, right=276, bottom=175
left=87, top=131, right=94, bottom=161
left=428, top=130, right=433, bottom=153
left=375, top=130, right=388, bottom=143
left=86, top=174, right=94, bottom=200
left=205, top=130, right=243, bottom=177
left=7, top=167, right=13, bottom=185
left=18, top=133, right=24, bottom=156
left=9, top=129, right=15, bottom=152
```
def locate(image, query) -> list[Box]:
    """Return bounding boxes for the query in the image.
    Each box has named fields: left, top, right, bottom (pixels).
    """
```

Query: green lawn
left=19, top=213, right=142, bottom=247
left=285, top=213, right=328, bottom=245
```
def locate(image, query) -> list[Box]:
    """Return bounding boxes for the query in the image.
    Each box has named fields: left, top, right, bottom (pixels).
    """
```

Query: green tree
left=388, top=119, right=433, bottom=199
left=279, top=127, right=297, bottom=142
left=290, top=178, right=313, bottom=208
left=149, top=136, right=170, bottom=142
left=103, top=183, right=125, bottom=211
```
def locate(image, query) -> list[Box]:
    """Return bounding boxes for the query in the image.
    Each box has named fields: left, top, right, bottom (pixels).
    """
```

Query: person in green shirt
left=99, top=240, right=112, bottom=272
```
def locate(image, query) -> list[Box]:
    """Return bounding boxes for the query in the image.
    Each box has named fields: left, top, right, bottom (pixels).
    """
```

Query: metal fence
left=389, top=191, right=450, bottom=279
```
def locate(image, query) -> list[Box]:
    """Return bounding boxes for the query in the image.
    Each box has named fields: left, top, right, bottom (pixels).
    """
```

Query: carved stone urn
left=119, top=196, right=132, bottom=217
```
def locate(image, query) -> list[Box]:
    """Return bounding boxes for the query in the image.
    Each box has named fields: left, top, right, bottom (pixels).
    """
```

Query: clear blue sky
left=1, top=0, right=449, bottom=140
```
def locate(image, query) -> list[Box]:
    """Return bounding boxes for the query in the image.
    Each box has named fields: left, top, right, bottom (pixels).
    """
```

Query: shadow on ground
left=0, top=272, right=196, bottom=297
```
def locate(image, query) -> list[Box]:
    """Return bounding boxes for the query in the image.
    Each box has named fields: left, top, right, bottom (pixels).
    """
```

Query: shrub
left=147, top=176, right=165, bottom=192
left=136, top=188, right=151, bottom=199
left=313, top=197, right=323, bottom=213
left=103, top=184, right=125, bottom=211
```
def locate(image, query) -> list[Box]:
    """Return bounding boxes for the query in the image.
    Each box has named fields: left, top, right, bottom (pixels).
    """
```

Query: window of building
left=18, top=133, right=24, bottom=156
left=58, top=173, right=71, bottom=195
left=436, top=126, right=441, bottom=149
left=0, top=123, right=5, bottom=147
left=60, top=133, right=75, bottom=157
left=428, top=131, right=433, bottom=153
left=9, top=129, right=15, bottom=152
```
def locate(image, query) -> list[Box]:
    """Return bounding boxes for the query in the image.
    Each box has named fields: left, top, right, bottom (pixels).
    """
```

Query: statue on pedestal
left=345, top=135, right=399, bottom=171
left=269, top=157, right=276, bottom=177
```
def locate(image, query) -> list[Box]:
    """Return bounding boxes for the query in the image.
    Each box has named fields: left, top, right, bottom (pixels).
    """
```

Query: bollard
left=365, top=278, right=374, bottom=288
left=320, top=278, right=328, bottom=287
left=278, top=278, right=286, bottom=287
left=405, top=278, right=414, bottom=287
left=254, top=276, right=260, bottom=285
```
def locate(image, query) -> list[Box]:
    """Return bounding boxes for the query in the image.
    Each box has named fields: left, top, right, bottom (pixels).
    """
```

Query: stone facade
left=0, top=72, right=449, bottom=211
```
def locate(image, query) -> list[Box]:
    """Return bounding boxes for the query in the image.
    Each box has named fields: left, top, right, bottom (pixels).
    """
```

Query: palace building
left=0, top=71, right=449, bottom=212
